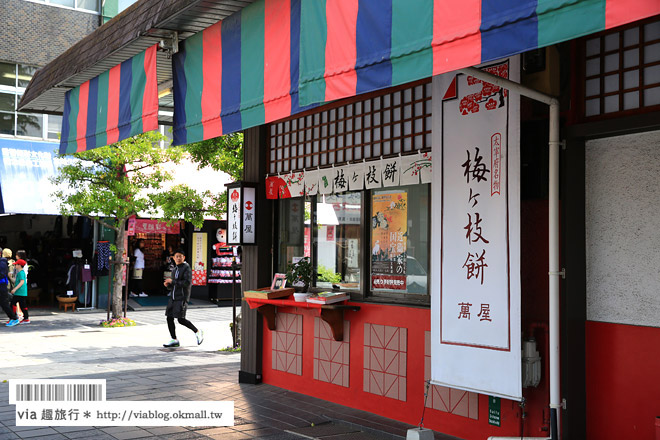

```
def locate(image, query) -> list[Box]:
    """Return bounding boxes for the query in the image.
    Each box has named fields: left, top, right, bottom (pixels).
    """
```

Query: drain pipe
left=460, top=67, right=562, bottom=440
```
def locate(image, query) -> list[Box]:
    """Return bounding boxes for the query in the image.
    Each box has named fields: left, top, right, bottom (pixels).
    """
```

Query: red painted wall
left=586, top=320, right=660, bottom=440
left=261, top=302, right=548, bottom=440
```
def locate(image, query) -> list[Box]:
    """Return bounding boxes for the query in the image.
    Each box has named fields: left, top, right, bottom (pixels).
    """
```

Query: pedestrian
left=162, top=249, right=203, bottom=347
left=1, top=248, right=20, bottom=327
left=130, top=239, right=148, bottom=298
left=9, top=259, right=29, bottom=324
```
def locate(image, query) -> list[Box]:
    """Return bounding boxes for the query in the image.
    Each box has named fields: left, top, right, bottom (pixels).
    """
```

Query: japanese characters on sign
left=227, top=188, right=241, bottom=245
left=269, top=152, right=432, bottom=199
left=242, top=187, right=256, bottom=244
left=371, top=191, right=408, bottom=290
left=440, top=61, right=511, bottom=351
left=431, top=57, right=522, bottom=401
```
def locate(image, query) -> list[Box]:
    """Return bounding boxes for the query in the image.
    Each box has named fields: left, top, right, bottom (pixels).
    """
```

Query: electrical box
left=522, top=337, right=542, bottom=388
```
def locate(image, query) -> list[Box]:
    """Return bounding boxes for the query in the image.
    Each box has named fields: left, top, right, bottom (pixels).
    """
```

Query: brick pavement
left=0, top=306, right=454, bottom=439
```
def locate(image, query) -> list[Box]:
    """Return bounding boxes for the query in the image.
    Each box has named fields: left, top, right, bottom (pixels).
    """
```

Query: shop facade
left=18, top=1, right=660, bottom=439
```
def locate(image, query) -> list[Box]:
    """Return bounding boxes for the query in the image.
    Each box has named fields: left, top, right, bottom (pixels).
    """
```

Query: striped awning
left=57, top=0, right=660, bottom=151
left=172, top=0, right=659, bottom=146
left=59, top=45, right=158, bottom=154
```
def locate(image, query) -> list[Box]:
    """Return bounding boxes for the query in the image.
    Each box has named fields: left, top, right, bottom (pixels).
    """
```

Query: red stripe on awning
left=76, top=81, right=89, bottom=152
left=605, top=0, right=660, bottom=29
left=432, top=0, right=482, bottom=75
left=325, top=0, right=358, bottom=102
left=202, top=21, right=224, bottom=140
left=142, top=45, right=159, bottom=133
left=106, top=64, right=121, bottom=144
left=264, top=0, right=292, bottom=122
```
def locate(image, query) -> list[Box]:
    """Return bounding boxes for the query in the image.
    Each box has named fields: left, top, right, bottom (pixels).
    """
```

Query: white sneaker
left=163, top=339, right=180, bottom=348
left=138, top=292, right=148, bottom=297
left=196, top=330, right=204, bottom=345
left=129, top=292, right=138, bottom=297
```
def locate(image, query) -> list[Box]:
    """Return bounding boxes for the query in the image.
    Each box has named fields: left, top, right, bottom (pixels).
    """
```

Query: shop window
left=276, top=197, right=312, bottom=273
left=370, top=184, right=429, bottom=298
left=277, top=193, right=363, bottom=293
left=581, top=16, right=660, bottom=119
left=314, top=192, right=362, bottom=291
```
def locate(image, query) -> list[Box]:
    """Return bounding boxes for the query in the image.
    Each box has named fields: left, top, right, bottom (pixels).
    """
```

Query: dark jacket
left=168, top=262, right=192, bottom=302
left=0, top=258, right=7, bottom=293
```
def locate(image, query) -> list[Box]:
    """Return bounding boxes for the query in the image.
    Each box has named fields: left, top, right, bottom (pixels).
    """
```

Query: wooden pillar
left=239, top=125, right=272, bottom=384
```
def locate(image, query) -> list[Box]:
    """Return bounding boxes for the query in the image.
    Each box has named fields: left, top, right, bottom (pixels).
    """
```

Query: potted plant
left=286, top=257, right=313, bottom=293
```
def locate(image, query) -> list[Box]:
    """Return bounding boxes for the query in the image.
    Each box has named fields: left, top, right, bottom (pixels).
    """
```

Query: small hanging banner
left=381, top=157, right=401, bottom=187
left=347, top=163, right=365, bottom=191
left=364, top=161, right=382, bottom=189
left=419, top=151, right=433, bottom=184
left=332, top=167, right=349, bottom=193
left=304, top=170, right=319, bottom=195
left=318, top=168, right=334, bottom=195
left=284, top=171, right=306, bottom=198
left=400, top=153, right=421, bottom=186
left=266, top=176, right=280, bottom=200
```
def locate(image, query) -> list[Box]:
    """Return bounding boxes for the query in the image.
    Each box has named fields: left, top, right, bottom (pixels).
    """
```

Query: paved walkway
left=0, top=306, right=454, bottom=440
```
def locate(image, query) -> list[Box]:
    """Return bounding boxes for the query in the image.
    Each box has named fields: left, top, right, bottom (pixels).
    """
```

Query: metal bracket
left=560, top=140, right=567, bottom=150
left=158, top=32, right=179, bottom=58
left=548, top=268, right=565, bottom=279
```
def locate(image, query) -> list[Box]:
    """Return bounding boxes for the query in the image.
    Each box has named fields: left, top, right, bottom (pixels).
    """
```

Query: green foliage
left=317, top=264, right=341, bottom=284
left=184, top=132, right=244, bottom=181
left=286, top=257, right=313, bottom=292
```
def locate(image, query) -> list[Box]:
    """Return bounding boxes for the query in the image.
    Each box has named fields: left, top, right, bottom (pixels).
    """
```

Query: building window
left=370, top=184, right=429, bottom=298
left=23, top=0, right=100, bottom=13
left=582, top=16, right=660, bottom=118
left=0, top=62, right=59, bottom=141
left=276, top=194, right=363, bottom=293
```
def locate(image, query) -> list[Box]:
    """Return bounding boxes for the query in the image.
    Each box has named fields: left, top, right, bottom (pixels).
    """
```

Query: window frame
left=576, top=15, right=660, bottom=122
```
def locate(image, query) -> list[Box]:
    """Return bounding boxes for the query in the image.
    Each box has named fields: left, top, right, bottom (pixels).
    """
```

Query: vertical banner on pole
left=430, top=56, right=522, bottom=400
left=192, top=232, right=208, bottom=286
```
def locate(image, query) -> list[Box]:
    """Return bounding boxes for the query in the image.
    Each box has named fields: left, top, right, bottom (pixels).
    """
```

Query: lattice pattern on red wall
left=272, top=312, right=303, bottom=375
left=363, top=323, right=407, bottom=401
left=313, top=318, right=350, bottom=387
left=424, top=331, right=478, bottom=419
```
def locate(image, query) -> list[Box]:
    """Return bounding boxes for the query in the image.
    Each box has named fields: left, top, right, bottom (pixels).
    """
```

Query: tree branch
left=79, top=214, right=119, bottom=232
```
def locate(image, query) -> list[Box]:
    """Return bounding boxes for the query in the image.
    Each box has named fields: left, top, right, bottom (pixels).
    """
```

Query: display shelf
left=244, top=297, right=360, bottom=341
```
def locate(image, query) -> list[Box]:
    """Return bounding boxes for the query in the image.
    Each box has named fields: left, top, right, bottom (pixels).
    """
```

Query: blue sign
left=0, top=138, right=74, bottom=215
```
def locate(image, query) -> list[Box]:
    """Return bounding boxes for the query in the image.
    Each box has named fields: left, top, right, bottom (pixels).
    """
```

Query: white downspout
left=460, top=67, right=562, bottom=440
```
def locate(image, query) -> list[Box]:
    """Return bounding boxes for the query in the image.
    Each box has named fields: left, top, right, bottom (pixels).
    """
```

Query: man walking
left=0, top=249, right=20, bottom=327
left=163, top=249, right=203, bottom=347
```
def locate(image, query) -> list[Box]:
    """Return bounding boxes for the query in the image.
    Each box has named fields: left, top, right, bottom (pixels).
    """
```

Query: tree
left=151, top=132, right=244, bottom=226
left=52, top=131, right=239, bottom=318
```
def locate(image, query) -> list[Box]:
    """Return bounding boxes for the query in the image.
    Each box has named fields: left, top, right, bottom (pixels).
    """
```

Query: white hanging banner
left=419, top=151, right=432, bottom=184
left=318, top=168, right=334, bottom=194
left=305, top=170, right=319, bottom=196
left=227, top=188, right=241, bottom=244
left=284, top=171, right=305, bottom=198
left=332, top=167, right=349, bottom=193
left=347, top=163, right=365, bottom=191
left=400, top=153, right=421, bottom=186
left=242, top=186, right=256, bottom=244
left=430, top=57, right=522, bottom=401
left=381, top=157, right=401, bottom=187
left=364, top=160, right=382, bottom=189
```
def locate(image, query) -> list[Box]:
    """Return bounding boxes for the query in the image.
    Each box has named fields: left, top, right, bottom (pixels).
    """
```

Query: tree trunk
left=111, top=220, right=127, bottom=319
